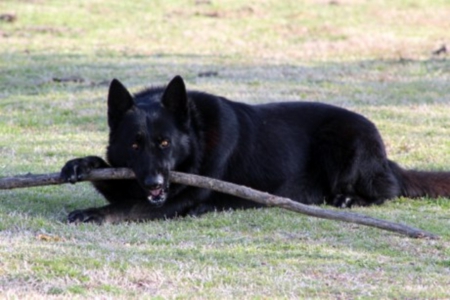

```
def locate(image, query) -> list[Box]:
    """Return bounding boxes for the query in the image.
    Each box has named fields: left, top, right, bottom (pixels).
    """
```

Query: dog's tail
left=389, top=160, right=450, bottom=198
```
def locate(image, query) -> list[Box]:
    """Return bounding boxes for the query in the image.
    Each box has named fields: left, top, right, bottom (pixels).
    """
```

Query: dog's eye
left=131, top=143, right=140, bottom=151
left=159, top=139, right=170, bottom=149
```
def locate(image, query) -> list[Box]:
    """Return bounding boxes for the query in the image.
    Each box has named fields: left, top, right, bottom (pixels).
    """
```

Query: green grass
left=1, top=0, right=450, bottom=298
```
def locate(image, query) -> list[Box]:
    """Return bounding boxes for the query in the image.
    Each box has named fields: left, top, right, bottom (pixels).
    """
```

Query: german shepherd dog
left=60, top=76, right=450, bottom=224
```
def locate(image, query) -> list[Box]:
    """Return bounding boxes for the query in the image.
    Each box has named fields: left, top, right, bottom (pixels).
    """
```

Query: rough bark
left=0, top=168, right=439, bottom=239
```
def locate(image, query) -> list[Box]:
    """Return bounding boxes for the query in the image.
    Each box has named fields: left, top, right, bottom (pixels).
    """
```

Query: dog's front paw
left=187, top=203, right=216, bottom=217
left=68, top=209, right=105, bottom=225
left=60, top=156, right=106, bottom=184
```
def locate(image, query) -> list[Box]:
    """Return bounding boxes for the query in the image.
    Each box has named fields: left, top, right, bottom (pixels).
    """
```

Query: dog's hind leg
left=329, top=166, right=401, bottom=208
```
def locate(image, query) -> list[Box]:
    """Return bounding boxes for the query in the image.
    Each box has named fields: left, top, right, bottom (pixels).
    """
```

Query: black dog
left=61, top=76, right=450, bottom=224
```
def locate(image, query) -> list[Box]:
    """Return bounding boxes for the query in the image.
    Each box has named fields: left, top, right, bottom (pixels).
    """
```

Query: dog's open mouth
left=147, top=187, right=167, bottom=205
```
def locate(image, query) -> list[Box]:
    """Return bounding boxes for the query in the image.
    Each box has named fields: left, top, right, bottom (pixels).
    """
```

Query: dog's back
left=187, top=96, right=397, bottom=209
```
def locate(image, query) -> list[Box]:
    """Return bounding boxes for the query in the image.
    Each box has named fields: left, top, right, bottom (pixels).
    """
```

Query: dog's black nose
left=144, top=174, right=164, bottom=190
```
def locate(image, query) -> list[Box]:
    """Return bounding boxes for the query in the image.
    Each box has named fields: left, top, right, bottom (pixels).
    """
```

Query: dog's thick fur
left=60, top=76, right=450, bottom=224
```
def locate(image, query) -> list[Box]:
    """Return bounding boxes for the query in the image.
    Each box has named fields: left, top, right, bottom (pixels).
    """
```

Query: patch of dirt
left=0, top=13, right=17, bottom=23
left=167, top=5, right=259, bottom=20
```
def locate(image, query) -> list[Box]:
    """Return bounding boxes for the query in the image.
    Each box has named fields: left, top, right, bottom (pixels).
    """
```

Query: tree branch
left=0, top=168, right=439, bottom=239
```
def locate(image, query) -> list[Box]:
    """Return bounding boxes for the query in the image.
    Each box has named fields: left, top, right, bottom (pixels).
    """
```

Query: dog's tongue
left=149, top=188, right=162, bottom=197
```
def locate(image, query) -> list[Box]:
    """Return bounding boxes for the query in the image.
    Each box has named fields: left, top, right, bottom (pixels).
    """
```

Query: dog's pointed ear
left=161, top=75, right=189, bottom=124
left=107, top=79, right=134, bottom=128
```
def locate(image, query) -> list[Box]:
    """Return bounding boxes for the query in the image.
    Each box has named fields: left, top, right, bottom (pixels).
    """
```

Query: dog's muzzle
left=144, top=174, right=168, bottom=206
left=147, top=186, right=167, bottom=205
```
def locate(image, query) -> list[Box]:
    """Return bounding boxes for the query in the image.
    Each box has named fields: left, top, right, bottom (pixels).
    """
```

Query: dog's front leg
left=60, top=156, right=110, bottom=183
left=67, top=199, right=196, bottom=224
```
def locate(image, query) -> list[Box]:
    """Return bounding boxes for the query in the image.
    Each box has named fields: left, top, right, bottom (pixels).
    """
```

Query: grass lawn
left=1, top=0, right=450, bottom=298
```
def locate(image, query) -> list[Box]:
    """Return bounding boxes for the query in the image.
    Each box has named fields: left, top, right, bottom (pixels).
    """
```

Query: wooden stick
left=0, top=168, right=439, bottom=239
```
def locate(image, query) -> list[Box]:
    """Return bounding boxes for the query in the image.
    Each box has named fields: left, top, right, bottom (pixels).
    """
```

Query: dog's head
left=106, top=76, right=191, bottom=206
